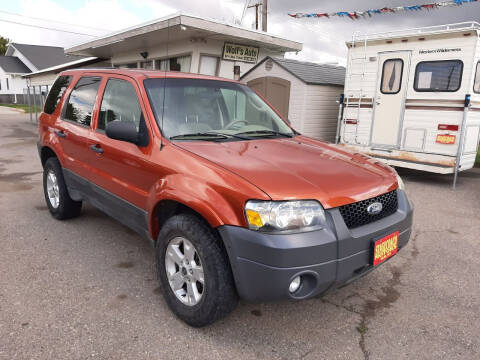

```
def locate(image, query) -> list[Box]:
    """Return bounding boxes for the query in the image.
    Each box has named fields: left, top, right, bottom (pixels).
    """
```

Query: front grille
left=339, top=190, right=398, bottom=229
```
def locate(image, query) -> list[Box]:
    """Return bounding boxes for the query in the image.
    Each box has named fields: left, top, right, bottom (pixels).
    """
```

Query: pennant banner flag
left=288, top=0, right=478, bottom=19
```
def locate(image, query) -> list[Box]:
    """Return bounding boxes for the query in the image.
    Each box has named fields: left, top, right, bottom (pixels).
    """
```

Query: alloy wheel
left=46, top=170, right=60, bottom=209
left=165, top=237, right=205, bottom=306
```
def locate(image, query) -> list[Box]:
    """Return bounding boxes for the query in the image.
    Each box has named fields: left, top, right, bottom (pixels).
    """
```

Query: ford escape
left=37, top=69, right=413, bottom=327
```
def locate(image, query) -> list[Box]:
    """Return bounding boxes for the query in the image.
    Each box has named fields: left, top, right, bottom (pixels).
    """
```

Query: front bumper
left=219, top=189, right=413, bottom=302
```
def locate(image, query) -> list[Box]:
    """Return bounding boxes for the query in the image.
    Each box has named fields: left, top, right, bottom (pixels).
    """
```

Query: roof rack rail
left=348, top=22, right=480, bottom=44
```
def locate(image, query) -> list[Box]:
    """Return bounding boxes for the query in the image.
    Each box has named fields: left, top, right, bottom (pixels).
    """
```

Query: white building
left=65, top=13, right=303, bottom=80
left=0, top=43, right=88, bottom=103
left=0, top=56, right=30, bottom=103
left=242, top=56, right=345, bottom=141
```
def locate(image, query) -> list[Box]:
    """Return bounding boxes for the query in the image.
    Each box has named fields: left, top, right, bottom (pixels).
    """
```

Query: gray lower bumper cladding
left=219, top=190, right=413, bottom=302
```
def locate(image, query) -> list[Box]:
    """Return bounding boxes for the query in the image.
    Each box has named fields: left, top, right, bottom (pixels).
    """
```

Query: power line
left=0, top=18, right=99, bottom=37
left=0, top=9, right=111, bottom=32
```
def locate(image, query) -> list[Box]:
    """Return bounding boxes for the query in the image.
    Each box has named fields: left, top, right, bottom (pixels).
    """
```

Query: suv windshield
left=144, top=78, right=294, bottom=140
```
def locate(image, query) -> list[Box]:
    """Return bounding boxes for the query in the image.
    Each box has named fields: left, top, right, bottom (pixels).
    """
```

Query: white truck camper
left=337, top=22, right=480, bottom=188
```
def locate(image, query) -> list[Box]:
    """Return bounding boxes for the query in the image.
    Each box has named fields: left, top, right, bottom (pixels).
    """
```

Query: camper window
left=414, top=60, right=463, bottom=92
left=474, top=62, right=480, bottom=94
left=381, top=59, right=404, bottom=94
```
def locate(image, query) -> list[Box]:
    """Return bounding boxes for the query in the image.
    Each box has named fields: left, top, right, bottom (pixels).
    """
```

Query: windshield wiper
left=170, top=132, right=231, bottom=141
left=206, top=131, right=253, bottom=140
left=235, top=130, right=294, bottom=138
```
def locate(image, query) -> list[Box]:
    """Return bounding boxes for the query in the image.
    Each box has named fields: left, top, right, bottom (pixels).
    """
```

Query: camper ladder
left=343, top=32, right=369, bottom=145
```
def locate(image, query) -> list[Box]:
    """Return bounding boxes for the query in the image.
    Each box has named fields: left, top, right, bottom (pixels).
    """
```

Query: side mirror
left=106, top=120, right=139, bottom=144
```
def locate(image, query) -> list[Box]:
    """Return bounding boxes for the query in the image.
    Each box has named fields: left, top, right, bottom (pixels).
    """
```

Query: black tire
left=155, top=214, right=238, bottom=327
left=43, top=157, right=82, bottom=220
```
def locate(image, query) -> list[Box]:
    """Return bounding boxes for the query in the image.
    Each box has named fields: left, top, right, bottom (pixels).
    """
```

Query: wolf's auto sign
left=223, top=43, right=259, bottom=63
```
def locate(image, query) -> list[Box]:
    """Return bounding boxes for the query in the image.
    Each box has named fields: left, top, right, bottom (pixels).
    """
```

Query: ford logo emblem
left=367, top=202, right=383, bottom=215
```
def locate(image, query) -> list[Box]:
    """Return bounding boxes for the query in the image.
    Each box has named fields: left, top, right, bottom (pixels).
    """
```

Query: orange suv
left=37, top=69, right=413, bottom=327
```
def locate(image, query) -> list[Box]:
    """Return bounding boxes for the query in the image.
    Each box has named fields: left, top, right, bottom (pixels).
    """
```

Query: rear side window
left=474, top=62, right=480, bottom=94
left=97, top=79, right=142, bottom=132
left=64, top=76, right=101, bottom=126
left=44, top=76, right=72, bottom=114
left=414, top=60, right=463, bottom=92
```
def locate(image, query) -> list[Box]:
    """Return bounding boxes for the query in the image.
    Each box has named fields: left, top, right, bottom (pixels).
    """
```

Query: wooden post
left=248, top=2, right=261, bottom=30
left=262, top=0, right=267, bottom=32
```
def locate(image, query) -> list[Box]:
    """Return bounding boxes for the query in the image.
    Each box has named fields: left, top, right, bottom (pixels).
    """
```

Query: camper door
left=371, top=51, right=411, bottom=148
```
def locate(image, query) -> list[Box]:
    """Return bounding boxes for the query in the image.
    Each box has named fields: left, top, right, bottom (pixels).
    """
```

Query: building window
left=414, top=60, right=463, bottom=92
left=380, top=59, right=403, bottom=94
left=155, top=55, right=191, bottom=72
left=199, top=55, right=219, bottom=76
left=474, top=62, right=480, bottom=94
left=117, top=63, right=138, bottom=69
left=6, top=78, right=9, bottom=90
left=140, top=60, right=153, bottom=70
left=64, top=77, right=101, bottom=127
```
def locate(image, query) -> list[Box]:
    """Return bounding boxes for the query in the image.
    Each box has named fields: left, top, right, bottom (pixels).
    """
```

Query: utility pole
left=262, top=0, right=267, bottom=32
left=247, top=1, right=267, bottom=31
left=248, top=2, right=261, bottom=30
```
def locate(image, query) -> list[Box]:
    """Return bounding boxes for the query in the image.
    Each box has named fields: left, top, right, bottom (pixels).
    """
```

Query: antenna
left=160, top=17, right=170, bottom=149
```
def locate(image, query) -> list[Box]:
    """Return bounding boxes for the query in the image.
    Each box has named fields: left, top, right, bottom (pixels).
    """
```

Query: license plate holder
left=372, top=231, right=399, bottom=266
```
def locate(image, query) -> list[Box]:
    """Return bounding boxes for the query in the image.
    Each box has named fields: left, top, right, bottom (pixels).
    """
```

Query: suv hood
left=175, top=136, right=398, bottom=209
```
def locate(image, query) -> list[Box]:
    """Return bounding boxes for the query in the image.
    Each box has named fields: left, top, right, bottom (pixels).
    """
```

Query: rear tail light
left=438, top=124, right=459, bottom=131
left=345, top=119, right=358, bottom=125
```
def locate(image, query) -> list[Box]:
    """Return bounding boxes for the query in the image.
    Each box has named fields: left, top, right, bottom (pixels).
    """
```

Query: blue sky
left=1, top=0, right=478, bottom=64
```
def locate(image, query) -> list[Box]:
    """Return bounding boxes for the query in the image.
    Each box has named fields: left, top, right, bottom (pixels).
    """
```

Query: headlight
left=245, top=200, right=326, bottom=232
left=396, top=173, right=405, bottom=191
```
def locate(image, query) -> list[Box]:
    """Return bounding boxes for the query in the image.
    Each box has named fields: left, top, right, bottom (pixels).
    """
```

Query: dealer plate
left=373, top=231, right=399, bottom=266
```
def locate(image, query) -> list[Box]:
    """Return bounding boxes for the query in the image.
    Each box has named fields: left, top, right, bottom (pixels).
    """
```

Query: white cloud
left=1, top=0, right=477, bottom=65
left=2, top=0, right=152, bottom=47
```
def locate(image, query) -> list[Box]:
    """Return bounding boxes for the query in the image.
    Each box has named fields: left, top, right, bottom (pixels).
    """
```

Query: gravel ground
left=0, top=109, right=479, bottom=360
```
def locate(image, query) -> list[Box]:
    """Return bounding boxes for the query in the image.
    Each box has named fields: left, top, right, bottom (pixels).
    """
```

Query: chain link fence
left=23, top=85, right=50, bottom=123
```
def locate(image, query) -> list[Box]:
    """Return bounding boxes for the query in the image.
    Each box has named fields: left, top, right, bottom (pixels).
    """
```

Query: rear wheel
left=156, top=214, right=238, bottom=327
left=43, top=157, right=82, bottom=220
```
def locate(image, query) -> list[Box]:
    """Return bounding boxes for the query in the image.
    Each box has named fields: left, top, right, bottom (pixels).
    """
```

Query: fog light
left=289, top=276, right=302, bottom=293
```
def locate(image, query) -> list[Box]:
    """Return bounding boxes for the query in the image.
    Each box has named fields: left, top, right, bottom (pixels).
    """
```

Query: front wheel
left=43, top=157, right=82, bottom=220
left=156, top=214, right=238, bottom=327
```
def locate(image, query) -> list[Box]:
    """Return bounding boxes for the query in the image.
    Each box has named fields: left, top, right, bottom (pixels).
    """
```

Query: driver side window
left=98, top=79, right=143, bottom=132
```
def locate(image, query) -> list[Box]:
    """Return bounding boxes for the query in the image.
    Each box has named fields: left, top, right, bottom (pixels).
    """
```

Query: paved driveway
left=0, top=112, right=479, bottom=360
left=0, top=106, right=24, bottom=116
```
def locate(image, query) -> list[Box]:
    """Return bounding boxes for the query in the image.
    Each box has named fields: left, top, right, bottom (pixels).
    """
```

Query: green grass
left=476, top=148, right=480, bottom=167
left=0, top=103, right=42, bottom=113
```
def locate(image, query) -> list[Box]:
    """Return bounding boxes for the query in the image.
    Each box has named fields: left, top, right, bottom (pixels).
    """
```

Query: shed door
left=247, top=76, right=291, bottom=119
left=371, top=51, right=411, bottom=148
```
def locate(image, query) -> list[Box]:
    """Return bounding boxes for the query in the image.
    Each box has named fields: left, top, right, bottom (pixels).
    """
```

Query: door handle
left=55, top=130, right=67, bottom=138
left=90, top=144, right=104, bottom=154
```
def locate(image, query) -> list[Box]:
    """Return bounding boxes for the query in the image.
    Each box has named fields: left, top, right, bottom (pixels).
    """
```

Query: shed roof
left=23, top=57, right=100, bottom=78
left=7, top=43, right=86, bottom=70
left=242, top=56, right=345, bottom=86
left=0, top=56, right=31, bottom=74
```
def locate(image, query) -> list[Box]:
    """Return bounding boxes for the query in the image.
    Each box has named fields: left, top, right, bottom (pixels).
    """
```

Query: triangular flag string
left=288, top=0, right=478, bottom=19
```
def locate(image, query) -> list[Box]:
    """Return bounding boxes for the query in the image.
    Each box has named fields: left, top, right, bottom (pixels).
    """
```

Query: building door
left=371, top=51, right=411, bottom=148
left=247, top=76, right=290, bottom=119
